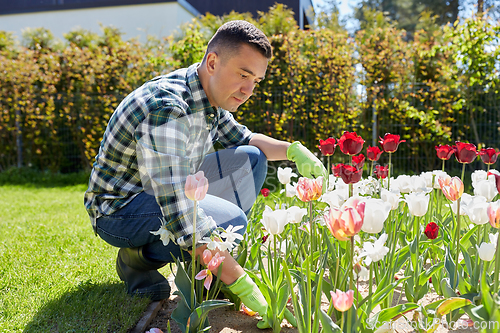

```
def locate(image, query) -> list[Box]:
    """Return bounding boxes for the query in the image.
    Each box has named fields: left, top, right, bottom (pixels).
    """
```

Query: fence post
left=16, top=104, right=22, bottom=168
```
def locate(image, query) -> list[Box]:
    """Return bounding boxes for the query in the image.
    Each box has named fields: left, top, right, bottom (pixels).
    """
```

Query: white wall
left=0, top=2, right=195, bottom=43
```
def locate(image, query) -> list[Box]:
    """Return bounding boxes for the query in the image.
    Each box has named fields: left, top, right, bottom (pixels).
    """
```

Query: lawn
left=0, top=175, right=162, bottom=332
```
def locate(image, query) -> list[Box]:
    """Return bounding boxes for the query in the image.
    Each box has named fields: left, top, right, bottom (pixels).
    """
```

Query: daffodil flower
left=360, top=233, right=389, bottom=265
left=150, top=221, right=176, bottom=246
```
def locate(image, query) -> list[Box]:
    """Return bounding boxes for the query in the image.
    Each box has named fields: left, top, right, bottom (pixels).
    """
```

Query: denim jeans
left=95, top=145, right=267, bottom=263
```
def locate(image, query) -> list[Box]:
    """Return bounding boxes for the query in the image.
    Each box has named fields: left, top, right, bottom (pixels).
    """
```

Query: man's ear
left=205, top=51, right=219, bottom=75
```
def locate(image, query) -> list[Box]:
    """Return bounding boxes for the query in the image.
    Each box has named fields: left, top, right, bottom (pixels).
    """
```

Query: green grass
left=0, top=173, right=169, bottom=332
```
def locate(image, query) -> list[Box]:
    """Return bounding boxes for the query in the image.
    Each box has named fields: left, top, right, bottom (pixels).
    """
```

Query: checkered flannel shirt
left=84, top=63, right=255, bottom=249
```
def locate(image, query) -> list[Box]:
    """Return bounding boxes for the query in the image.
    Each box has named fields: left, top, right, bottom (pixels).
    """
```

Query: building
left=0, top=0, right=314, bottom=43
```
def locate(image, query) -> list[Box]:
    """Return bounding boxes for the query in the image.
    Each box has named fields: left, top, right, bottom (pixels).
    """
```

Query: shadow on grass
left=0, top=167, right=90, bottom=188
left=23, top=280, right=150, bottom=333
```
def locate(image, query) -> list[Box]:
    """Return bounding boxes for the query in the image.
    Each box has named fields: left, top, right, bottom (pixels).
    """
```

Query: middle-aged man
left=84, top=20, right=326, bottom=328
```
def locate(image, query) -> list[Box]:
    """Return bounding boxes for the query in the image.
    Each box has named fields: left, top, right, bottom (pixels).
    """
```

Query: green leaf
left=371, top=303, right=419, bottom=327
left=319, top=308, right=342, bottom=333
left=469, top=304, right=489, bottom=322
left=435, top=297, right=471, bottom=316
left=444, top=247, right=458, bottom=289
left=188, top=300, right=233, bottom=332
left=418, top=262, right=444, bottom=286
left=440, top=278, right=458, bottom=298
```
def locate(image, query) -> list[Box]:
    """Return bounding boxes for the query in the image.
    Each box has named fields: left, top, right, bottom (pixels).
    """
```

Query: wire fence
left=4, top=84, right=500, bottom=177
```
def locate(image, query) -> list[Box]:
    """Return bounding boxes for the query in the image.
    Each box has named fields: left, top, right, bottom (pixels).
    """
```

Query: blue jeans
left=95, top=145, right=267, bottom=263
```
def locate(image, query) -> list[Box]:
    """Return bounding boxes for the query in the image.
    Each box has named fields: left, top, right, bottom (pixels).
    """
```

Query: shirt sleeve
left=135, top=108, right=216, bottom=249
left=216, top=109, right=255, bottom=148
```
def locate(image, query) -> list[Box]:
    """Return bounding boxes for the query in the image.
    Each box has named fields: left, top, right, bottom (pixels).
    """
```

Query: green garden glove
left=227, top=272, right=297, bottom=329
left=287, top=141, right=328, bottom=180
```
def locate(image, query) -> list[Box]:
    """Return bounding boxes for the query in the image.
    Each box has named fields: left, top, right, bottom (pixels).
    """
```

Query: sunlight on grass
left=0, top=184, right=167, bottom=332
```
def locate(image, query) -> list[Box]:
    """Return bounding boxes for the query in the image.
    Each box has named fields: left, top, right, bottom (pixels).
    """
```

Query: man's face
left=205, top=43, right=268, bottom=112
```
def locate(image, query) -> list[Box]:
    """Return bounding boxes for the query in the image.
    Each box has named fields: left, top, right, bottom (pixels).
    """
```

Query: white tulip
left=261, top=206, right=288, bottom=235
left=449, top=193, right=471, bottom=216
left=471, top=170, right=488, bottom=188
left=320, top=189, right=348, bottom=208
left=474, top=179, right=498, bottom=202
left=361, top=198, right=392, bottom=234
left=392, top=175, right=412, bottom=193
left=405, top=192, right=430, bottom=216
left=464, top=196, right=489, bottom=225
left=477, top=242, right=496, bottom=261
left=381, top=188, right=401, bottom=210
left=286, top=206, right=308, bottom=224
left=277, top=167, right=297, bottom=185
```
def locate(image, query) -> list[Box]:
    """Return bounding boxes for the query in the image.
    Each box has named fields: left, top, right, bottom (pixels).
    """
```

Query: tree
left=354, top=0, right=459, bottom=39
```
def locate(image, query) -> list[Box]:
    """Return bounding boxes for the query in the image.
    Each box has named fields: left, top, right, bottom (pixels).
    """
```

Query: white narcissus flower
left=286, top=206, right=308, bottom=224
left=474, top=179, right=498, bottom=202
left=220, top=224, right=244, bottom=243
left=361, top=198, right=392, bottom=234
left=261, top=205, right=288, bottom=235
left=381, top=188, right=401, bottom=210
left=281, top=182, right=297, bottom=197
left=490, top=233, right=498, bottom=246
left=360, top=233, right=389, bottom=265
left=477, top=242, right=496, bottom=261
left=277, top=167, right=297, bottom=185
left=405, top=192, right=430, bottom=217
left=463, top=195, right=489, bottom=225
left=150, top=222, right=176, bottom=246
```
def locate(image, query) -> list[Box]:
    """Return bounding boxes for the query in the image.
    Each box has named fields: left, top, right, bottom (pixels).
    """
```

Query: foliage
left=0, top=8, right=499, bottom=174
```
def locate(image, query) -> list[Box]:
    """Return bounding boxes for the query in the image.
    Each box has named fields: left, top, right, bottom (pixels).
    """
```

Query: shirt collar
left=186, top=63, right=218, bottom=121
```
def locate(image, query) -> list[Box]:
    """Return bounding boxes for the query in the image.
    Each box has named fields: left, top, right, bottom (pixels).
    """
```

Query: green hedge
left=0, top=5, right=499, bottom=173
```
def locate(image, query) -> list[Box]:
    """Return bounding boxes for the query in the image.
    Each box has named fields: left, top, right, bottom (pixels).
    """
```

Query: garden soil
left=144, top=276, right=478, bottom=333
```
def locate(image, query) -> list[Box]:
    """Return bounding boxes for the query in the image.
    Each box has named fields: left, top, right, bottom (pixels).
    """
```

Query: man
left=84, top=20, right=325, bottom=328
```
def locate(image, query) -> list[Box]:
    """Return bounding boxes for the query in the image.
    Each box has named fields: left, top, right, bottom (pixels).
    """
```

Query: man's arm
left=248, top=133, right=290, bottom=161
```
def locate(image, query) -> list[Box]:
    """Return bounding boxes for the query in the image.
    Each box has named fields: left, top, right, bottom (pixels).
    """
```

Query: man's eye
left=240, top=74, right=247, bottom=79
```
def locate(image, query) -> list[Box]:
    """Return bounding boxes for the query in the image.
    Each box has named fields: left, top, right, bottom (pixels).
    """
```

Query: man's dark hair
left=206, top=20, right=272, bottom=61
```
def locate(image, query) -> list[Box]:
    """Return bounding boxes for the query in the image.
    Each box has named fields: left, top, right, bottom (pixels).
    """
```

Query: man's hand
left=287, top=142, right=327, bottom=179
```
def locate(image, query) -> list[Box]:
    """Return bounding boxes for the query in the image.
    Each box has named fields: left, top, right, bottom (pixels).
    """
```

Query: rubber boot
left=116, top=247, right=171, bottom=301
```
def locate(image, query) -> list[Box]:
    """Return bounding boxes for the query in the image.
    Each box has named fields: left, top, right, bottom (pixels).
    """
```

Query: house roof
left=0, top=0, right=314, bottom=28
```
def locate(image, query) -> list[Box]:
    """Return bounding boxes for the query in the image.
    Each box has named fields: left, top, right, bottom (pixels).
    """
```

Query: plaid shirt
left=84, top=64, right=255, bottom=249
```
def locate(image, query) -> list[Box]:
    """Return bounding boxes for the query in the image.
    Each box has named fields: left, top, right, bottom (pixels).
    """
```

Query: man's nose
left=240, top=81, right=255, bottom=96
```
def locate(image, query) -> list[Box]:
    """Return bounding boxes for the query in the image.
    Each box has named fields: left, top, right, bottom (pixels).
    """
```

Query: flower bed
left=152, top=132, right=500, bottom=333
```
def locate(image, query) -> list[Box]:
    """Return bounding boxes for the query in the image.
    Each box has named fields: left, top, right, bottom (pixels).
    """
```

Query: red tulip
left=318, top=138, right=337, bottom=156
left=487, top=171, right=500, bottom=193
left=479, top=148, right=500, bottom=165
left=260, top=188, right=270, bottom=197
left=336, top=164, right=363, bottom=184
left=424, top=222, right=439, bottom=240
left=379, top=133, right=406, bottom=153
left=352, top=154, right=365, bottom=170
left=453, top=142, right=477, bottom=164
left=374, top=165, right=389, bottom=179
left=435, top=144, right=454, bottom=161
left=338, top=131, right=364, bottom=156
left=367, top=146, right=383, bottom=162
left=332, top=164, right=341, bottom=177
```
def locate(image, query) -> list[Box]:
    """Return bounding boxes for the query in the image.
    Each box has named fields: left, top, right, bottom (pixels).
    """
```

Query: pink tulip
left=185, top=171, right=209, bottom=201
left=438, top=176, right=464, bottom=202
left=330, top=289, right=354, bottom=312
left=324, top=197, right=365, bottom=241
left=207, top=252, right=225, bottom=271
left=488, top=201, right=500, bottom=229
left=195, top=269, right=213, bottom=290
left=202, top=249, right=212, bottom=265
left=296, top=177, right=323, bottom=202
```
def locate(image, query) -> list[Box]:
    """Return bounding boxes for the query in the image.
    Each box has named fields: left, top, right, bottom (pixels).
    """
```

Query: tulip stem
left=460, top=163, right=465, bottom=183
left=350, top=236, right=354, bottom=291
left=493, top=229, right=500, bottom=293
left=454, top=198, right=461, bottom=290
left=441, top=159, right=445, bottom=172
left=191, top=200, right=197, bottom=310
left=388, top=152, right=392, bottom=190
